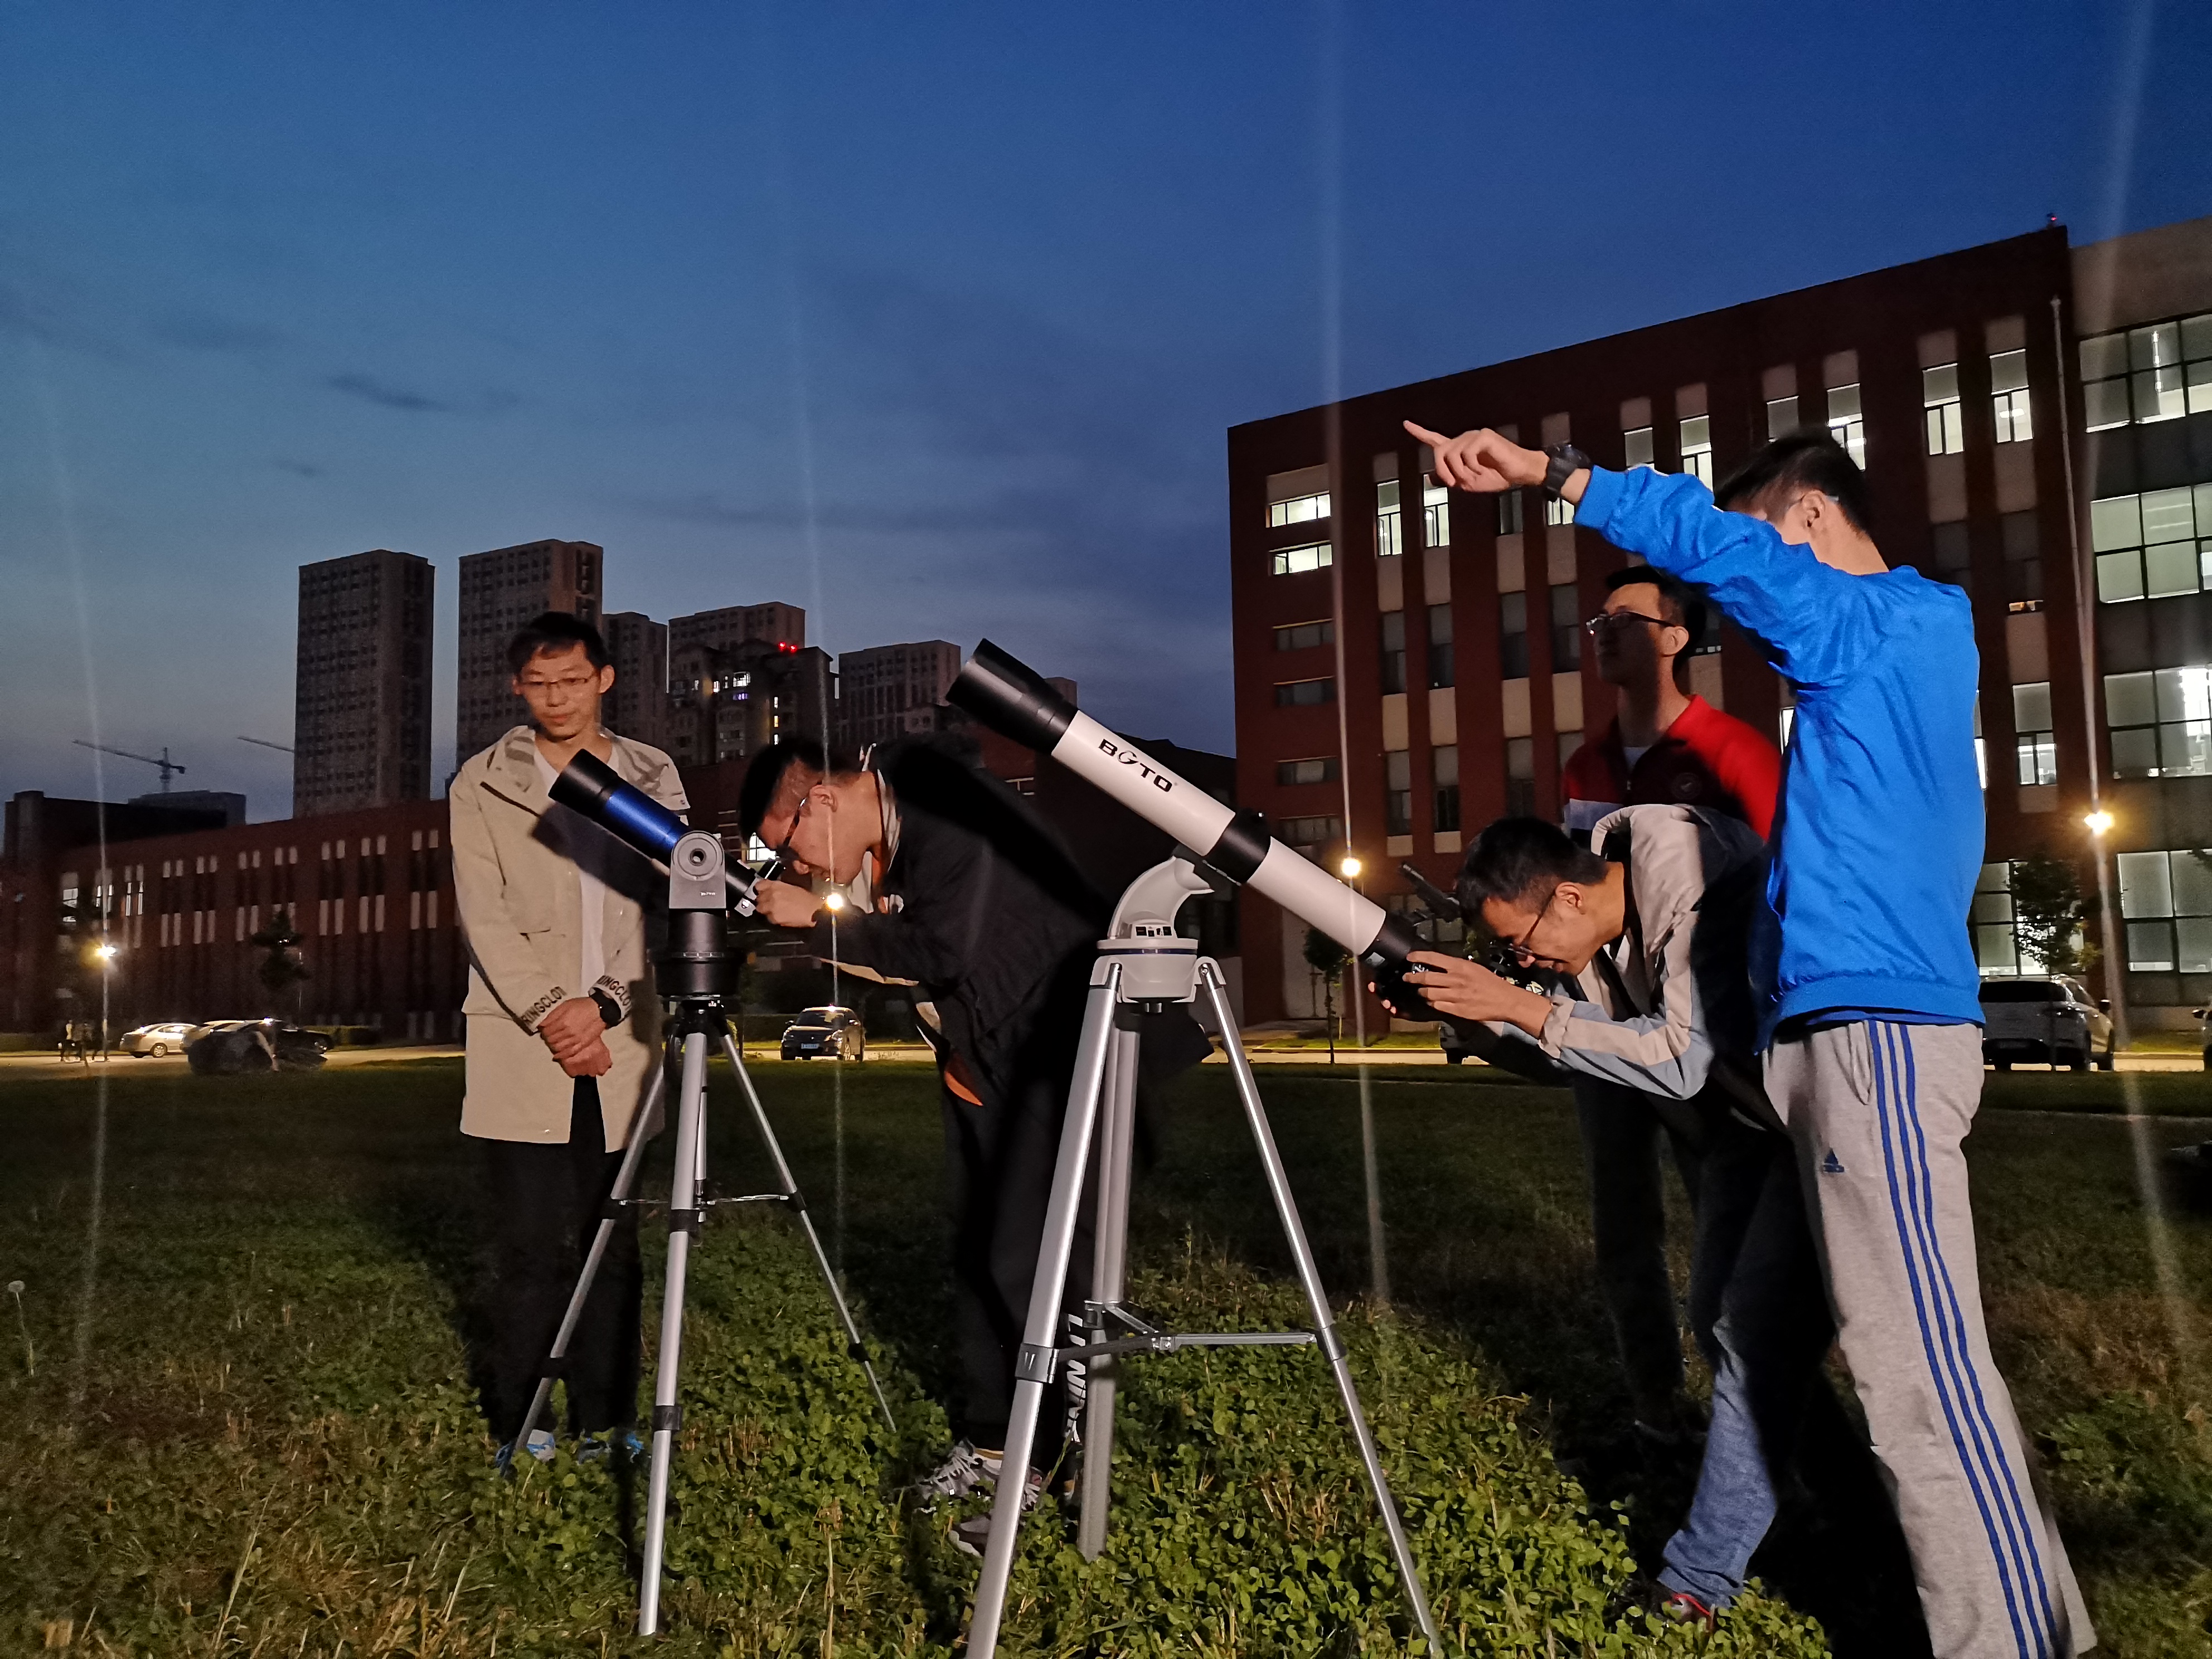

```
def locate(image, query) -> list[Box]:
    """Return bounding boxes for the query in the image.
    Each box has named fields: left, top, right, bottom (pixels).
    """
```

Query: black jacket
left=804, top=740, right=1106, bottom=1110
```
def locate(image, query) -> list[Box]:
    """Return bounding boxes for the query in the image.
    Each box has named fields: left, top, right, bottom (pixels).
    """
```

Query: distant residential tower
left=292, top=549, right=434, bottom=818
left=455, top=540, right=603, bottom=761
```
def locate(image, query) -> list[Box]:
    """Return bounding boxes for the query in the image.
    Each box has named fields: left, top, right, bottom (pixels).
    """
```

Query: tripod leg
left=518, top=1060, right=670, bottom=1445
left=1076, top=1018, right=1141, bottom=1559
left=1197, top=963, right=1442, bottom=1651
left=968, top=968, right=1120, bottom=1659
left=639, top=1031, right=710, bottom=1637
left=717, top=1029, right=898, bottom=1432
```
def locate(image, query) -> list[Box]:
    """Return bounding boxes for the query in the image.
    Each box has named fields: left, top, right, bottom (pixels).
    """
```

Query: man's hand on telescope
left=1403, top=421, right=1585, bottom=504
left=1384, top=950, right=1554, bottom=1037
left=753, top=878, right=823, bottom=929
left=539, top=997, right=615, bottom=1077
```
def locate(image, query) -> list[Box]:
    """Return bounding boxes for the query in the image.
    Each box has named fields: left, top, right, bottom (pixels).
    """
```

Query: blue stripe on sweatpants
left=1888, top=1025, right=2060, bottom=1653
left=1869, top=1023, right=2034, bottom=1659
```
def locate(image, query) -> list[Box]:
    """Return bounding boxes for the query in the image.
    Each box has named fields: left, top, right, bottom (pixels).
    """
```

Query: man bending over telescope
left=1381, top=807, right=1830, bottom=1623
left=1405, top=422, right=2089, bottom=1658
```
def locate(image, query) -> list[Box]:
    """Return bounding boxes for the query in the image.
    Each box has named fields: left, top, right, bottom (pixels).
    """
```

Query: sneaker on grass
left=912, top=1440, right=1003, bottom=1508
left=494, top=1428, right=556, bottom=1477
left=578, top=1427, right=646, bottom=1466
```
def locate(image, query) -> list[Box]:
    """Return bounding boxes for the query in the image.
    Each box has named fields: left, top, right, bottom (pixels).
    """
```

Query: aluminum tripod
left=515, top=830, right=895, bottom=1637
left=965, top=857, right=1440, bottom=1657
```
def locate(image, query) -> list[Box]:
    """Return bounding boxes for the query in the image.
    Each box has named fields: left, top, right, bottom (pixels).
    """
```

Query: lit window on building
left=1923, top=363, right=1965, bottom=455
left=1432, top=744, right=1460, bottom=833
left=1375, top=478, right=1403, bottom=557
left=1990, top=349, right=2032, bottom=443
left=1379, top=611, right=1406, bottom=694
left=2079, top=314, right=2212, bottom=429
left=1275, top=756, right=1340, bottom=787
left=1545, top=492, right=1575, bottom=527
left=1384, top=750, right=1413, bottom=835
left=2105, top=665, right=2212, bottom=778
left=1274, top=677, right=1336, bottom=708
left=2116, top=848, right=2212, bottom=972
left=1825, top=384, right=1865, bottom=463
left=1270, top=542, right=1333, bottom=577
left=1422, top=474, right=1451, bottom=549
left=1973, top=862, right=2035, bottom=975
left=1623, top=426, right=1654, bottom=468
left=1427, top=604, right=1454, bottom=689
left=1274, top=619, right=1334, bottom=652
left=1268, top=489, right=1331, bottom=528
left=2012, top=682, right=2056, bottom=785
left=1678, top=416, right=1713, bottom=486
left=2089, top=484, right=2212, bottom=603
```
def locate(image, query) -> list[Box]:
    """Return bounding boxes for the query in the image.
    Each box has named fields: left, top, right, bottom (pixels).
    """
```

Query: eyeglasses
left=1482, top=884, right=1563, bottom=975
left=1583, top=609, right=1673, bottom=638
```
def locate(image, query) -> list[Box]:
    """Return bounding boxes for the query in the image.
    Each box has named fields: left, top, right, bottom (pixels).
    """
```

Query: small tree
left=250, top=912, right=312, bottom=1019
left=1303, top=927, right=1349, bottom=1063
left=2010, top=854, right=2098, bottom=977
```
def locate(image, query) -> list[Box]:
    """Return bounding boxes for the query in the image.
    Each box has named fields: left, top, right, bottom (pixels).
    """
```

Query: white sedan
left=119, top=1021, right=197, bottom=1058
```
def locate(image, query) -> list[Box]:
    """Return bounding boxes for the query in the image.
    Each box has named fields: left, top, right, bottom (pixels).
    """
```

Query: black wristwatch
left=589, top=987, right=623, bottom=1028
left=1542, top=442, right=1592, bottom=499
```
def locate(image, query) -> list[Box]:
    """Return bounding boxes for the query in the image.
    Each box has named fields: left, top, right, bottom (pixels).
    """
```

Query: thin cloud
left=323, top=371, right=454, bottom=413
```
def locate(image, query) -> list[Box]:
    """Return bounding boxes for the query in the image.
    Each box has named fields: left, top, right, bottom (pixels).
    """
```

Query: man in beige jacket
left=450, top=611, right=688, bottom=1470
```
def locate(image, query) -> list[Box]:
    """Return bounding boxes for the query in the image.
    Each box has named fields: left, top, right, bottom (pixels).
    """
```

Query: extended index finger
left=1402, top=420, right=1448, bottom=448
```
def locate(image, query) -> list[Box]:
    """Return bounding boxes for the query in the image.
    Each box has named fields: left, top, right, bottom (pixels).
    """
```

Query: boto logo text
left=1097, top=738, right=1175, bottom=792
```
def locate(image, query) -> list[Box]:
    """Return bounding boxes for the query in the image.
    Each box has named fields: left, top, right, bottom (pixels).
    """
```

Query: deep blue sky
left=2, top=2, right=2205, bottom=819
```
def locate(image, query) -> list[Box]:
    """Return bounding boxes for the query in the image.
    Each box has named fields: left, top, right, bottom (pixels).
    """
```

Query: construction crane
left=237, top=735, right=294, bottom=755
left=74, top=740, right=186, bottom=792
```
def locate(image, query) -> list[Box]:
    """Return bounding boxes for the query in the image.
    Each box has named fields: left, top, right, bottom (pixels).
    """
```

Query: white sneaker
left=950, top=1467, right=1045, bottom=1558
left=912, top=1439, right=1002, bottom=1508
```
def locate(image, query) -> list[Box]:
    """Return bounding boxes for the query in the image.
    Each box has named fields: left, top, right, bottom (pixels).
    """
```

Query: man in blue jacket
left=1406, top=422, right=2089, bottom=1659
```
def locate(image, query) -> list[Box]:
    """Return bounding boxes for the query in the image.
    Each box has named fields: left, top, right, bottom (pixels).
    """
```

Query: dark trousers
left=1571, top=1076, right=1705, bottom=1416
left=941, top=1061, right=1091, bottom=1464
left=481, top=1079, right=643, bottom=1444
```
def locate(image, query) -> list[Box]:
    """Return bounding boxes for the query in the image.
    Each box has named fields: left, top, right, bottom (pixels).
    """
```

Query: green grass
left=1, top=1058, right=2208, bottom=1655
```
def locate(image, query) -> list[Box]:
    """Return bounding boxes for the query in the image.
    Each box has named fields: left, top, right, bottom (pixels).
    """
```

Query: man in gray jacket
left=1386, top=807, right=1833, bottom=1623
left=450, top=612, right=688, bottom=1471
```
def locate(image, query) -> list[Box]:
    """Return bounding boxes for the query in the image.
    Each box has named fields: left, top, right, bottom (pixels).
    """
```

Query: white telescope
left=947, top=639, right=1428, bottom=996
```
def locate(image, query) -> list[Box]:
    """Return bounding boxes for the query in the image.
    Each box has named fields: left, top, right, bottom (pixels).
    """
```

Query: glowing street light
left=94, top=943, right=118, bottom=961
left=1338, top=856, right=1362, bottom=880
left=2083, top=810, right=2114, bottom=837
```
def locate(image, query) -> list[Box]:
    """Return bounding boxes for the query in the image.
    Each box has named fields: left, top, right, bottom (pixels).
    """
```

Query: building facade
left=292, top=549, right=434, bottom=818
left=665, top=641, right=836, bottom=768
left=602, top=610, right=670, bottom=749
left=667, top=601, right=806, bottom=659
left=455, top=540, right=604, bottom=762
left=835, top=639, right=963, bottom=751
left=1229, top=217, right=2212, bottom=1031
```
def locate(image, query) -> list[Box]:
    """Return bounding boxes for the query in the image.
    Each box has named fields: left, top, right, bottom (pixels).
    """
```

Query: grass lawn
left=1, top=1055, right=2208, bottom=1656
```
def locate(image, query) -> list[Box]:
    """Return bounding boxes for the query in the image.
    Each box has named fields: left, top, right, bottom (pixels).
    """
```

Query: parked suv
left=1978, top=976, right=2116, bottom=1072
left=780, top=1006, right=865, bottom=1063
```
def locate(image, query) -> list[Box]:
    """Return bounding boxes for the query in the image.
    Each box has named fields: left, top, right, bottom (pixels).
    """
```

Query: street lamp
left=2080, top=808, right=2129, bottom=1052
left=94, top=942, right=118, bottom=1060
left=2084, top=810, right=2113, bottom=836
left=1338, top=855, right=1362, bottom=881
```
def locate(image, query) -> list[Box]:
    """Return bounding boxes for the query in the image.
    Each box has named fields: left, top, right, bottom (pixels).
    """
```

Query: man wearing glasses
left=451, top=612, right=690, bottom=1473
left=1384, top=809, right=1828, bottom=1626
left=1560, top=565, right=1783, bottom=1458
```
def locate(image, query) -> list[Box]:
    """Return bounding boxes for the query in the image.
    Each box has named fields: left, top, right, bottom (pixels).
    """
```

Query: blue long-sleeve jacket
left=1574, top=466, right=1986, bottom=1044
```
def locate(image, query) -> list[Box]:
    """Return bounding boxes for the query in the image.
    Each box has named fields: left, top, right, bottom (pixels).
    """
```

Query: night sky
left=2, top=2, right=2205, bottom=819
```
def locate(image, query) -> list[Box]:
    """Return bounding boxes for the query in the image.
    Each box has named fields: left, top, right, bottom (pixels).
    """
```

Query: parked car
left=186, top=1019, right=331, bottom=1075
left=1978, top=976, right=2116, bottom=1071
left=119, top=1021, right=197, bottom=1058
left=780, top=1006, right=865, bottom=1063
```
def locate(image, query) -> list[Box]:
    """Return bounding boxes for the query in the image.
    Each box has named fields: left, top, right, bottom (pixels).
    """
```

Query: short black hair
left=506, top=611, right=610, bottom=675
left=1714, top=431, right=1874, bottom=533
left=738, top=736, right=867, bottom=838
left=1457, top=816, right=1609, bottom=917
left=1603, top=562, right=1707, bottom=649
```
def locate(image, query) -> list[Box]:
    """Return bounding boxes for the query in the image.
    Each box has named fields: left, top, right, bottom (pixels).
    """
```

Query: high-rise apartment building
left=667, top=601, right=806, bottom=658
left=835, top=639, right=962, bottom=750
left=1229, top=216, right=2212, bottom=1031
left=602, top=611, right=670, bottom=749
left=665, top=641, right=835, bottom=768
left=292, top=550, right=434, bottom=818
left=455, top=540, right=603, bottom=761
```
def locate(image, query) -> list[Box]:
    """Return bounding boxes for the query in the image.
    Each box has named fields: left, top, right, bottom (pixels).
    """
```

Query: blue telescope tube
left=551, top=750, right=687, bottom=861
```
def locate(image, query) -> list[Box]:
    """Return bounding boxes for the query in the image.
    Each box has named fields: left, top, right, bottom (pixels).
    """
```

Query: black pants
left=941, top=1060, right=1091, bottom=1464
left=481, top=1079, right=643, bottom=1444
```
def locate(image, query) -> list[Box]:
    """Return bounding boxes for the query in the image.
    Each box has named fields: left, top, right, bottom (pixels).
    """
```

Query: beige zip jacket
left=450, top=725, right=689, bottom=1146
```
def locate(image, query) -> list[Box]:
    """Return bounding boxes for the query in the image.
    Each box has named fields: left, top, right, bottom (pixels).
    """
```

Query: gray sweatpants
left=1765, top=1020, right=2092, bottom=1659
